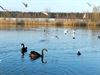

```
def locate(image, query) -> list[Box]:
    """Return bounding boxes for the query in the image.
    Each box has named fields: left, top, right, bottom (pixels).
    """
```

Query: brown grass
left=0, top=19, right=99, bottom=29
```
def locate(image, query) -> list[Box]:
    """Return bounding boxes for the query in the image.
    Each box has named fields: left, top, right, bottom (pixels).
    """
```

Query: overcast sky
left=0, top=0, right=100, bottom=12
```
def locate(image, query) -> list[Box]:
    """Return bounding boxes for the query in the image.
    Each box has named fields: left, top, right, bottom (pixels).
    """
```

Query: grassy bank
left=0, top=19, right=100, bottom=29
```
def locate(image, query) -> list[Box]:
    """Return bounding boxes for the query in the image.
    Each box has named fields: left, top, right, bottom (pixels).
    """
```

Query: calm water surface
left=0, top=27, right=100, bottom=75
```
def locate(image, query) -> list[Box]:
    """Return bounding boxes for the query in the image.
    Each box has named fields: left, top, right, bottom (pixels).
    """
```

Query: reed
left=0, top=19, right=99, bottom=29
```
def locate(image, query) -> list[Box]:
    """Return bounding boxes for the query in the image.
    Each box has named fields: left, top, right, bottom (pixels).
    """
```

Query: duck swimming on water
left=77, top=51, right=81, bottom=56
left=29, top=48, right=47, bottom=63
left=98, top=36, right=100, bottom=39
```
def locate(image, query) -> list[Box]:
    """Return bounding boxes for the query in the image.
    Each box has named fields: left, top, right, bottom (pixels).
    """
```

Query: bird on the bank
left=42, top=12, right=48, bottom=16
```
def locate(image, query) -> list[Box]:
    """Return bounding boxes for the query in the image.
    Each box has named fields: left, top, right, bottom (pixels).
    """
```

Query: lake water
left=0, top=27, right=100, bottom=75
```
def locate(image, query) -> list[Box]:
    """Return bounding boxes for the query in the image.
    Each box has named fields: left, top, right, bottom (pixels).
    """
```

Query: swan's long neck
left=22, top=44, right=25, bottom=48
left=41, top=48, right=47, bottom=63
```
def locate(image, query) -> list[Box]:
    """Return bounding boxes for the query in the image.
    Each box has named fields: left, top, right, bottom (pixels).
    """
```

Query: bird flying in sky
left=0, top=5, right=5, bottom=10
left=22, top=2, right=28, bottom=7
left=87, top=2, right=92, bottom=7
left=0, top=5, right=8, bottom=11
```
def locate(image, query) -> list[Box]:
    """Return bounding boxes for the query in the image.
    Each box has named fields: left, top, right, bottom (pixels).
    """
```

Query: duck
left=55, top=35, right=59, bottom=39
left=77, top=51, right=81, bottom=56
left=21, top=43, right=27, bottom=56
left=29, top=48, right=47, bottom=63
left=98, top=36, right=100, bottom=38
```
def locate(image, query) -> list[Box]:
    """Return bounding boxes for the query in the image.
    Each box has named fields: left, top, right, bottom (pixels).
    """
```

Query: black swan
left=21, top=43, right=27, bottom=56
left=77, top=51, right=81, bottom=56
left=29, top=48, right=47, bottom=63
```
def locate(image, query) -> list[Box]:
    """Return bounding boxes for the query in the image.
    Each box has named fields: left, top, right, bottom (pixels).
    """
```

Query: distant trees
left=91, top=6, right=100, bottom=22
left=0, top=11, right=100, bottom=22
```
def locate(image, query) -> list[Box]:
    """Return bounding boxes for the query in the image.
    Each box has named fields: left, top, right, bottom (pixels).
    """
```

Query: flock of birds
left=0, top=2, right=48, bottom=15
left=0, top=2, right=28, bottom=11
left=1, top=1, right=100, bottom=63
left=0, top=1, right=99, bottom=63
left=1, top=29, right=100, bottom=63
left=20, top=29, right=100, bottom=63
left=21, top=43, right=81, bottom=63
left=20, top=29, right=83, bottom=63
left=0, top=28, right=100, bottom=63
left=64, top=29, right=76, bottom=39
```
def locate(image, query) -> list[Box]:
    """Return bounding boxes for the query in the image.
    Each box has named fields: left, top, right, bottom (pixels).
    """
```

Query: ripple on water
left=0, top=28, right=100, bottom=75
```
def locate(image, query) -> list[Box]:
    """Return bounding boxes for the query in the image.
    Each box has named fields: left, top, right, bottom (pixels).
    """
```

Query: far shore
left=0, top=18, right=100, bottom=29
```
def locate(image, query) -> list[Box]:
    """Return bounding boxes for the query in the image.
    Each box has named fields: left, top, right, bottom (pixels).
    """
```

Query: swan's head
left=43, top=48, right=48, bottom=52
left=21, top=43, right=24, bottom=46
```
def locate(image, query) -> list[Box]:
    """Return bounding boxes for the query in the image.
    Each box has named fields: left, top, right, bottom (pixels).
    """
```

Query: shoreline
left=0, top=19, right=100, bottom=29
